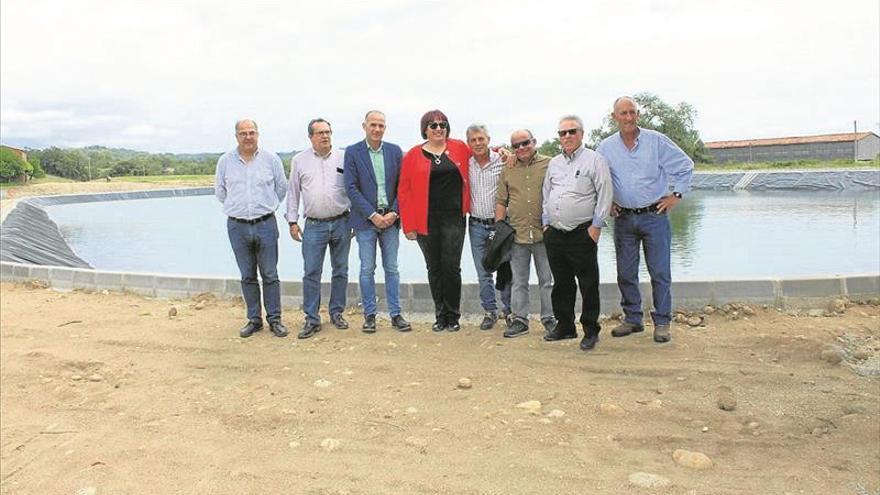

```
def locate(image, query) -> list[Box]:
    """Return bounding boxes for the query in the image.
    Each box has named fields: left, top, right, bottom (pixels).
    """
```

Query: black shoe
left=542, top=318, right=558, bottom=337
left=269, top=321, right=289, bottom=337
left=503, top=319, right=529, bottom=338
left=330, top=313, right=349, bottom=330
left=432, top=320, right=446, bottom=332
left=391, top=315, right=412, bottom=332
left=362, top=314, right=377, bottom=333
left=298, top=321, right=321, bottom=339
left=447, top=321, right=461, bottom=332
left=544, top=328, right=577, bottom=341
left=480, top=312, right=498, bottom=330
left=239, top=320, right=263, bottom=338
left=580, top=330, right=599, bottom=350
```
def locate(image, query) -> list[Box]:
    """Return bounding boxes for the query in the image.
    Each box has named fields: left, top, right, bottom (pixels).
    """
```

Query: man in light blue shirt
left=215, top=119, right=289, bottom=339
left=597, top=97, right=693, bottom=344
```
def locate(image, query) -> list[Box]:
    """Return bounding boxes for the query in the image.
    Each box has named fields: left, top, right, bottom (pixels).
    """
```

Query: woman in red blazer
left=399, top=110, right=472, bottom=332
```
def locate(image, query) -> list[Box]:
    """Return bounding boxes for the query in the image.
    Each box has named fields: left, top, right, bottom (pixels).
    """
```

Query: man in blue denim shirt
left=215, top=119, right=289, bottom=339
left=596, top=97, right=693, bottom=344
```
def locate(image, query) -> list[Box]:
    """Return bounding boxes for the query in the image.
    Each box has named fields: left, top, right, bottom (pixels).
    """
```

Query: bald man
left=596, top=97, right=694, bottom=344
left=215, top=119, right=289, bottom=339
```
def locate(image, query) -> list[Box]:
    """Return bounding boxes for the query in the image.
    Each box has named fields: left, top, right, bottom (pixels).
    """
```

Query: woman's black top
left=423, top=148, right=462, bottom=214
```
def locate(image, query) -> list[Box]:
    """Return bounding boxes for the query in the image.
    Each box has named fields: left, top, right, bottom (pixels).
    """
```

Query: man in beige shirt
left=495, top=129, right=556, bottom=338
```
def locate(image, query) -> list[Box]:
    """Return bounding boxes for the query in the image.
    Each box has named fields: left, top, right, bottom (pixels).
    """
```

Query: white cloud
left=1, top=0, right=878, bottom=152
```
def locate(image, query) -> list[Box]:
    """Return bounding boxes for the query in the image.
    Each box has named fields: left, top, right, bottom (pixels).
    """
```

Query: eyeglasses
left=313, top=130, right=332, bottom=136
left=511, top=139, right=533, bottom=150
left=557, top=128, right=580, bottom=137
left=427, top=121, right=449, bottom=130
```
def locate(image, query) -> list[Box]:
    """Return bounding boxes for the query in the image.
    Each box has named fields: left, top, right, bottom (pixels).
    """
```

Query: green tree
left=0, top=148, right=33, bottom=182
left=29, top=155, right=46, bottom=178
left=587, top=92, right=711, bottom=163
left=537, top=138, right=562, bottom=157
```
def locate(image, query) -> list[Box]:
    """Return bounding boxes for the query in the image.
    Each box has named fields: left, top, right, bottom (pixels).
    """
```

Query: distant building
left=0, top=145, right=28, bottom=163
left=705, top=132, right=880, bottom=164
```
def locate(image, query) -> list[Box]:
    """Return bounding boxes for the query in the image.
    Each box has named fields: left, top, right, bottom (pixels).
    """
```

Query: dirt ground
left=1, top=282, right=878, bottom=495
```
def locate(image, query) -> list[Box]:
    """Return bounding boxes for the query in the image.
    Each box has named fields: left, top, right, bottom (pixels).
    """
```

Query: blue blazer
left=343, top=139, right=404, bottom=231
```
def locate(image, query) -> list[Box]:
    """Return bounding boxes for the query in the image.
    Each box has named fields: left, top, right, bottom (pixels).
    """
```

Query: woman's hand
left=405, top=231, right=418, bottom=241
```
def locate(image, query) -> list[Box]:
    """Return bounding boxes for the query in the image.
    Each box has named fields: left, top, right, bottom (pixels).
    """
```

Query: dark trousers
left=226, top=216, right=281, bottom=324
left=417, top=213, right=466, bottom=324
left=545, top=223, right=601, bottom=335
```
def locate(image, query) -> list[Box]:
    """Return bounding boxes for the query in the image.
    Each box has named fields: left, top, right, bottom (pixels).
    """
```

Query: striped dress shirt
left=468, top=150, right=503, bottom=220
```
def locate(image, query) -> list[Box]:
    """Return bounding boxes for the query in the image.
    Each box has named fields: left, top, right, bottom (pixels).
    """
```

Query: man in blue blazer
left=344, top=110, right=411, bottom=333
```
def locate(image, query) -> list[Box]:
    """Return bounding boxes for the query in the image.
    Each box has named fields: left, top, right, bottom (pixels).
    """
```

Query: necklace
left=424, top=145, right=445, bottom=165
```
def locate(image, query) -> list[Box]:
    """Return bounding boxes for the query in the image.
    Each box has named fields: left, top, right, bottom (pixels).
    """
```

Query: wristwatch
left=672, top=192, right=683, bottom=199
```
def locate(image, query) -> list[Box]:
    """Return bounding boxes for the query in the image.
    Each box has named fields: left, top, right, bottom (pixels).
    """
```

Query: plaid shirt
left=468, top=150, right=503, bottom=220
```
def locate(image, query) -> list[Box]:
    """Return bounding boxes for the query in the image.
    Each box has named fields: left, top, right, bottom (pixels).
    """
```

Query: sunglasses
left=511, top=139, right=533, bottom=150
left=557, top=128, right=580, bottom=137
left=428, top=121, right=449, bottom=130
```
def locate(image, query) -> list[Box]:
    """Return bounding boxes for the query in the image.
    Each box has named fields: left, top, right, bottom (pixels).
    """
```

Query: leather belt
left=469, top=216, right=495, bottom=225
left=309, top=211, right=350, bottom=222
left=376, top=207, right=393, bottom=215
left=229, top=212, right=274, bottom=224
left=618, top=203, right=661, bottom=215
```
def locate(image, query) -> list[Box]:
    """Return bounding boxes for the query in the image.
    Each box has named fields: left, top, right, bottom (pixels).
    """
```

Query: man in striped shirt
left=466, top=124, right=511, bottom=330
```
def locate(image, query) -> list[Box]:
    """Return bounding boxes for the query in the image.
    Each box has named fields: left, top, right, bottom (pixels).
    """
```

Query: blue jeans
left=356, top=225, right=401, bottom=317
left=613, top=211, right=672, bottom=326
left=226, top=216, right=281, bottom=324
left=468, top=221, right=511, bottom=313
left=302, top=216, right=352, bottom=325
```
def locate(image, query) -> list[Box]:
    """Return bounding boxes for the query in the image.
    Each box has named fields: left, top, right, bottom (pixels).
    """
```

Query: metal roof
left=705, top=132, right=879, bottom=149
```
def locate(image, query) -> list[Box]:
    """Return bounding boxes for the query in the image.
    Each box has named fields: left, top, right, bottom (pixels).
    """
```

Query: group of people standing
left=214, top=96, right=694, bottom=352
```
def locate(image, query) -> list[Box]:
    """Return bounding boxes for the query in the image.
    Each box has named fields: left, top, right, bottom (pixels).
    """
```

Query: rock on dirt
left=672, top=449, right=714, bottom=469
left=598, top=403, right=625, bottom=417
left=628, top=472, right=671, bottom=488
left=716, top=386, right=736, bottom=411
left=820, top=348, right=843, bottom=365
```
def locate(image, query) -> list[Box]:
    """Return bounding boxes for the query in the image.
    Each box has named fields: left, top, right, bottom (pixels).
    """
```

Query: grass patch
left=111, top=174, right=213, bottom=184
left=695, top=158, right=880, bottom=171
left=0, top=174, right=77, bottom=189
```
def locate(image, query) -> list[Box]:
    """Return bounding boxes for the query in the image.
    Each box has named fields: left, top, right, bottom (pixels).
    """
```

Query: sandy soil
left=1, top=282, right=878, bottom=495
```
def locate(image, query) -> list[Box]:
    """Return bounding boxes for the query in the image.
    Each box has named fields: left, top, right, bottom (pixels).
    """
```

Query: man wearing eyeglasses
left=597, top=97, right=693, bottom=344
left=466, top=124, right=512, bottom=330
left=494, top=129, right=556, bottom=338
left=542, top=115, right=613, bottom=351
left=343, top=110, right=411, bottom=334
left=215, top=119, right=290, bottom=339
left=286, top=118, right=353, bottom=339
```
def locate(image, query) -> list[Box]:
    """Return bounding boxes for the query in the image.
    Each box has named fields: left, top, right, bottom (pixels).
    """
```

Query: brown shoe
left=653, top=325, right=671, bottom=343
left=611, top=321, right=644, bottom=337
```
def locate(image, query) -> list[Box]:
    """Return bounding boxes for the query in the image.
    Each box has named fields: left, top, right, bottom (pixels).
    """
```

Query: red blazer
left=398, top=138, right=471, bottom=235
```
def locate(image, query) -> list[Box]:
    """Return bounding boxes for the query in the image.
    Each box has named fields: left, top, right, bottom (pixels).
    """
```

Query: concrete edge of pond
left=2, top=260, right=877, bottom=315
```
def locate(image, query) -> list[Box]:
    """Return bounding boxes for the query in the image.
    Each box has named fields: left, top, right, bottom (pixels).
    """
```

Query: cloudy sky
left=1, top=0, right=878, bottom=153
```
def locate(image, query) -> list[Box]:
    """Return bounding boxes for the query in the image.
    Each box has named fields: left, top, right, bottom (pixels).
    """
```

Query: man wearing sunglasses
left=494, top=129, right=556, bottom=338
left=542, top=115, right=613, bottom=351
left=466, top=124, right=512, bottom=330
left=597, top=97, right=693, bottom=344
